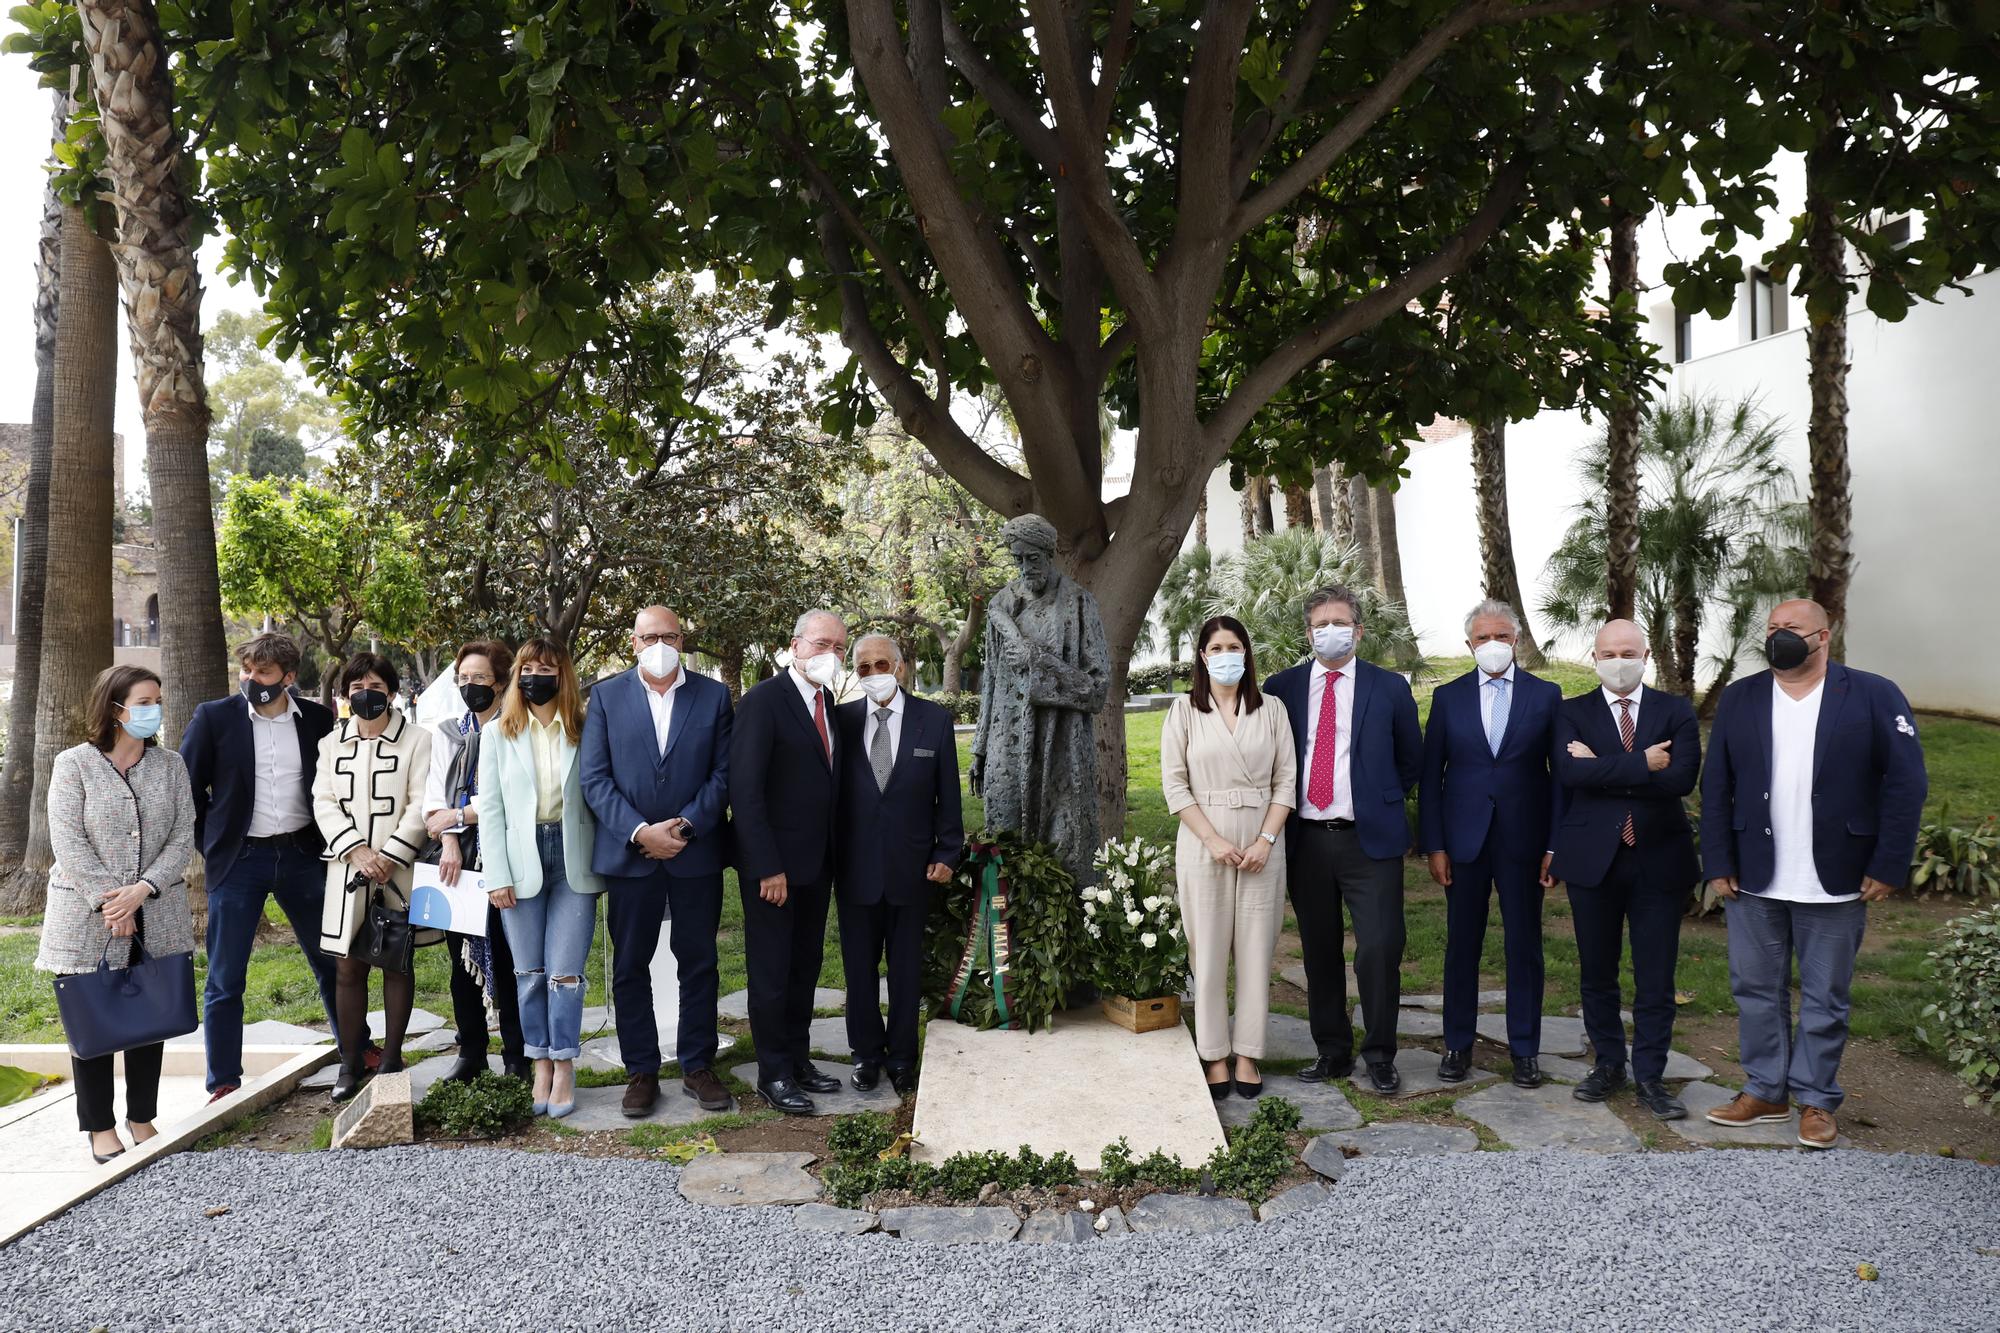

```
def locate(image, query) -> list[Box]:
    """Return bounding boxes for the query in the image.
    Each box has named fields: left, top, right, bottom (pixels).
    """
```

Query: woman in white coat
left=1160, top=615, right=1295, bottom=1100
left=480, top=638, right=603, bottom=1118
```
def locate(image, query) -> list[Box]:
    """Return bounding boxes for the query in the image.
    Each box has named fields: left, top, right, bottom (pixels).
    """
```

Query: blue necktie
left=1487, top=676, right=1511, bottom=755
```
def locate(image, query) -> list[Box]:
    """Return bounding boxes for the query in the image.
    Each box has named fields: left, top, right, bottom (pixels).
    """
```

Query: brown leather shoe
left=622, top=1071, right=660, bottom=1118
left=682, top=1068, right=732, bottom=1113
left=1798, top=1106, right=1837, bottom=1150
left=1705, top=1091, right=1790, bottom=1127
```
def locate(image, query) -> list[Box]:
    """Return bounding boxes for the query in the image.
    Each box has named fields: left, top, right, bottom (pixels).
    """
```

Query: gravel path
left=3, top=1147, right=1997, bottom=1331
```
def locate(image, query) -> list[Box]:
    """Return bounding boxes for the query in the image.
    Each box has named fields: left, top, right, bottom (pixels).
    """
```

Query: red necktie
left=1306, top=670, right=1343, bottom=810
left=1618, top=698, right=1637, bottom=847
left=813, top=689, right=831, bottom=763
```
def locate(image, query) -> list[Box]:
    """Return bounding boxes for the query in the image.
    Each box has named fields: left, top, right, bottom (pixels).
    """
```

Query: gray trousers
left=1288, top=824, right=1405, bottom=1065
left=1725, top=891, right=1867, bottom=1111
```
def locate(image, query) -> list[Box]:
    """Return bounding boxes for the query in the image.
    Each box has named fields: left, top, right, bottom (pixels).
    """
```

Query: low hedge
left=1921, top=905, right=2000, bottom=1115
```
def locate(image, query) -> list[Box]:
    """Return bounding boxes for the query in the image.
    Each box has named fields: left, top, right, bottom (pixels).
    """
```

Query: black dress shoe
left=502, top=1058, right=534, bottom=1082
left=1635, top=1079, right=1688, bottom=1120
left=1297, top=1055, right=1354, bottom=1084
left=794, top=1063, right=841, bottom=1095
left=851, top=1062, right=882, bottom=1092
left=758, top=1078, right=815, bottom=1116
left=441, top=1052, right=487, bottom=1084
left=1366, top=1060, right=1401, bottom=1094
left=1511, top=1057, right=1543, bottom=1090
left=1572, top=1063, right=1627, bottom=1103
left=888, top=1066, right=918, bottom=1097
left=1437, top=1048, right=1472, bottom=1083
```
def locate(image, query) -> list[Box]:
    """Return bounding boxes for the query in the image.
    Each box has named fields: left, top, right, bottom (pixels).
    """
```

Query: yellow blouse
left=526, top=713, right=570, bottom=824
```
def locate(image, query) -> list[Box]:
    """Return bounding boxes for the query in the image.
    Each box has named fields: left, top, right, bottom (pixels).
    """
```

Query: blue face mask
left=121, top=703, right=164, bottom=741
left=1207, top=652, right=1247, bottom=686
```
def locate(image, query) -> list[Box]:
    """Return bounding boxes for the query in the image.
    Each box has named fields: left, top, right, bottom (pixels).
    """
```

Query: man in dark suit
left=833, top=634, right=964, bottom=1096
left=730, top=609, right=848, bottom=1114
left=1550, top=619, right=1700, bottom=1119
left=180, top=633, right=340, bottom=1100
left=1419, top=600, right=1563, bottom=1089
left=1263, top=585, right=1423, bottom=1094
left=579, top=605, right=735, bottom=1117
left=1700, top=599, right=1927, bottom=1149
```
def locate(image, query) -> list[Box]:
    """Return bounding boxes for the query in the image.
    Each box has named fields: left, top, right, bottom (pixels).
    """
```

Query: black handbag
left=347, top=872, right=415, bottom=974
left=53, top=912, right=198, bottom=1062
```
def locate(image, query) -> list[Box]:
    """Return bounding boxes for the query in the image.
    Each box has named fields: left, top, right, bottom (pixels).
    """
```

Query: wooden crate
left=1100, top=993, right=1182, bottom=1033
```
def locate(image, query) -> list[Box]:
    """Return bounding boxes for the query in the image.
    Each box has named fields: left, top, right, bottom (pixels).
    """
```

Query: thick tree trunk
left=1373, top=484, right=1408, bottom=607
left=1347, top=473, right=1378, bottom=588
left=1469, top=420, right=1544, bottom=667
left=1282, top=482, right=1312, bottom=529
left=1603, top=211, right=1643, bottom=620
left=80, top=0, right=228, bottom=745
left=1804, top=139, right=1852, bottom=657
left=0, top=93, right=67, bottom=870
left=5, top=203, right=118, bottom=914
left=940, top=591, right=985, bottom=694
left=1311, top=466, right=1338, bottom=534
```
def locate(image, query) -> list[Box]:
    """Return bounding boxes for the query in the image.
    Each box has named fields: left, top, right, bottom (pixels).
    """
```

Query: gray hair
left=851, top=633, right=903, bottom=665
left=999, top=513, right=1060, bottom=555
left=1463, top=599, right=1522, bottom=637
left=792, top=608, right=846, bottom=639
left=1303, top=584, right=1364, bottom=624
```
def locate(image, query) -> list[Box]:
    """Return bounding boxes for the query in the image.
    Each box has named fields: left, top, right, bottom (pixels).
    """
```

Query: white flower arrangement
left=1084, top=836, right=1188, bottom=1000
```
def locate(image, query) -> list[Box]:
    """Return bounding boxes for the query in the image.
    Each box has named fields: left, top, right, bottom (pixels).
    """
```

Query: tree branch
left=1230, top=0, right=1342, bottom=195
left=1090, top=0, right=1137, bottom=138
left=939, top=6, right=1060, bottom=171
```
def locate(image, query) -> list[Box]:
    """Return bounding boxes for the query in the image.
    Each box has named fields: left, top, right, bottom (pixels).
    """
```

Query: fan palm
left=1206, top=527, right=1420, bottom=672
left=1152, top=544, right=1217, bottom=665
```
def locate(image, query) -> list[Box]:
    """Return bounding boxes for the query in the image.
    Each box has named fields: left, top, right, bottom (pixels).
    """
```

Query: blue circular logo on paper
left=410, top=885, right=453, bottom=929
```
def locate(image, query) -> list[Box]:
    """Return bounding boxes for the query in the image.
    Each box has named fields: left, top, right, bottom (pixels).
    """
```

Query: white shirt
left=1298, top=658, right=1355, bottom=820
left=246, top=696, right=310, bottom=837
left=1477, top=662, right=1518, bottom=741
left=1764, top=680, right=1856, bottom=903
left=862, top=686, right=905, bottom=769
left=790, top=666, right=834, bottom=757
left=1601, top=683, right=1644, bottom=740
left=629, top=670, right=687, bottom=845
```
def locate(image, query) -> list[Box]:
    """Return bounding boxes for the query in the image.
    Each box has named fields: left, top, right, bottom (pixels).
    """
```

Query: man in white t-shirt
left=1699, top=600, right=1928, bottom=1148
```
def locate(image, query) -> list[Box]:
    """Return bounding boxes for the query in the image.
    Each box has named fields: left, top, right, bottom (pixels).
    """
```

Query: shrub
left=1204, top=1097, right=1303, bottom=1204
left=930, top=690, right=981, bottom=724
left=1081, top=837, right=1188, bottom=1001
left=1920, top=905, right=2000, bottom=1114
left=1127, top=661, right=1192, bottom=694
left=1909, top=817, right=2000, bottom=901
left=415, top=1070, right=534, bottom=1138
left=828, top=1111, right=897, bottom=1167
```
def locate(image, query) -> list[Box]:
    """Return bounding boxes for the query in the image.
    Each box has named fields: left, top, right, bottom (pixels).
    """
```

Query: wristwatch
left=1258, top=831, right=1278, bottom=845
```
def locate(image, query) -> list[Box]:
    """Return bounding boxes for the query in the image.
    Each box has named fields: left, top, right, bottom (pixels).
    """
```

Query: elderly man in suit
left=1551, top=619, right=1700, bottom=1119
left=180, top=633, right=343, bottom=1102
left=1701, top=599, right=1927, bottom=1149
left=1419, top=600, right=1563, bottom=1089
left=1263, top=585, right=1423, bottom=1094
left=731, top=609, right=849, bottom=1114
left=579, top=605, right=735, bottom=1118
left=833, top=634, right=964, bottom=1096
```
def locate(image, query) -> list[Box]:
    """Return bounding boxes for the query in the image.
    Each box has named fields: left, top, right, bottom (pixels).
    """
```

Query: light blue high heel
left=532, top=1099, right=549, bottom=1116
left=547, top=1100, right=575, bottom=1119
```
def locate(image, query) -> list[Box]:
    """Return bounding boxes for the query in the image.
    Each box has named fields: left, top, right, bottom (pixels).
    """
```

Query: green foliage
left=0, top=1064, right=55, bottom=1108
left=825, top=1141, right=1085, bottom=1209
left=1207, top=528, right=1419, bottom=671
left=415, top=1070, right=534, bottom=1139
left=303, top=1117, right=333, bottom=1152
left=245, top=427, right=308, bottom=482
left=827, top=1111, right=897, bottom=1168
left=1127, top=661, right=1192, bottom=695
left=1203, top=1097, right=1303, bottom=1205
left=1153, top=545, right=1217, bottom=666
left=1909, top=817, right=2000, bottom=902
left=1083, top=837, right=1188, bottom=1001
left=923, top=832, right=1086, bottom=1033
left=1920, top=907, right=2000, bottom=1115
left=928, top=691, right=981, bottom=725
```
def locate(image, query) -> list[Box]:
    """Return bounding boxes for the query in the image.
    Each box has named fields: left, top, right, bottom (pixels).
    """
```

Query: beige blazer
left=313, top=710, right=439, bottom=956
left=1160, top=694, right=1297, bottom=845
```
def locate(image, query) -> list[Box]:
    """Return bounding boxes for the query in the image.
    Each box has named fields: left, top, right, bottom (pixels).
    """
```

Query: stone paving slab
left=794, top=1203, right=878, bottom=1236
left=1352, top=1006, right=1445, bottom=1039
left=719, top=985, right=880, bottom=1020
left=1668, top=1082, right=1851, bottom=1149
left=408, top=1028, right=461, bottom=1053
left=1094, top=1204, right=1132, bottom=1235
left=1457, top=1081, right=1641, bottom=1153
left=1301, top=1136, right=1348, bottom=1181
left=562, top=1083, right=716, bottom=1133
left=678, top=1151, right=821, bottom=1207
left=1543, top=1047, right=1714, bottom=1082
left=1347, top=1049, right=1499, bottom=1099
left=729, top=1061, right=900, bottom=1116
left=576, top=1031, right=737, bottom=1073
left=806, top=1017, right=852, bottom=1060
left=1400, top=990, right=1508, bottom=1010
left=1324, top=1122, right=1479, bottom=1157
left=1126, top=1193, right=1254, bottom=1234
left=1216, top=1077, right=1362, bottom=1132
left=1276, top=964, right=1358, bottom=995
left=1261, top=1013, right=1319, bottom=1061
left=1257, top=1180, right=1330, bottom=1223
left=1476, top=1013, right=1589, bottom=1057
left=1019, top=1210, right=1097, bottom=1244
left=366, top=1007, right=446, bottom=1036
left=879, top=1206, right=1022, bottom=1244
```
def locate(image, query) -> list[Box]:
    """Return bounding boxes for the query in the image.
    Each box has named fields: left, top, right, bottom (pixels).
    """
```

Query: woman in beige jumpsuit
left=1160, top=615, right=1295, bottom=1099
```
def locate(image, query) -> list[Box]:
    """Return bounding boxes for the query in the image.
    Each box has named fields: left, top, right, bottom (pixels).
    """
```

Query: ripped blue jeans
left=498, top=823, right=598, bottom=1061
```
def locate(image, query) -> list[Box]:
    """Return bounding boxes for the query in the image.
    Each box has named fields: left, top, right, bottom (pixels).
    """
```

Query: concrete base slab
left=407, top=1028, right=461, bottom=1053
left=1667, top=1082, right=1852, bottom=1149
left=729, top=1062, right=899, bottom=1117
left=1457, top=1081, right=1641, bottom=1153
left=240, top=1020, right=332, bottom=1046
left=805, top=1017, right=852, bottom=1060
left=911, top=1009, right=1227, bottom=1170
left=1347, top=1049, right=1499, bottom=1099
left=366, top=1007, right=446, bottom=1036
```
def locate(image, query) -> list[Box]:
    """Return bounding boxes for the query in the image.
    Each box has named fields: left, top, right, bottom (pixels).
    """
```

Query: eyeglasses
left=797, top=636, right=846, bottom=654
left=635, top=631, right=684, bottom=647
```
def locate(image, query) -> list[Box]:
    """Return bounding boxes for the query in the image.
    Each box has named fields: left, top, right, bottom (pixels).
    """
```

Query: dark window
left=1749, top=268, right=1786, bottom=339
left=1674, top=308, right=1693, bottom=363
left=1879, top=216, right=1912, bottom=249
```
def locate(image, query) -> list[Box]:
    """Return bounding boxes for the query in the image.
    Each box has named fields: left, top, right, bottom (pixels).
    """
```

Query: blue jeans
left=203, top=840, right=342, bottom=1092
left=1725, top=892, right=1868, bottom=1111
left=499, top=824, right=598, bottom=1061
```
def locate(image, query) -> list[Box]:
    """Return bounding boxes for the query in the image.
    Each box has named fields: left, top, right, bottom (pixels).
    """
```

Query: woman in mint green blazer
left=479, top=638, right=603, bottom=1118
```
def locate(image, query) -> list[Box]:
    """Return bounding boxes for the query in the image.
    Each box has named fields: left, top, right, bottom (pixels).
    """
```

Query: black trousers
left=1288, top=824, right=1406, bottom=1065
left=1567, top=842, right=1683, bottom=1083
left=70, top=1040, right=163, bottom=1134
left=838, top=893, right=926, bottom=1069
left=740, top=872, right=834, bottom=1084
left=448, top=905, right=524, bottom=1064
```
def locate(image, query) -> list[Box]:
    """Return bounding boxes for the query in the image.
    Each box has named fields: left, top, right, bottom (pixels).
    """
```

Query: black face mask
left=459, top=683, right=497, bottom=715
left=241, top=677, right=284, bottom=707
left=518, top=673, right=561, bottom=706
left=1765, top=628, right=1818, bottom=671
left=348, top=689, right=390, bottom=720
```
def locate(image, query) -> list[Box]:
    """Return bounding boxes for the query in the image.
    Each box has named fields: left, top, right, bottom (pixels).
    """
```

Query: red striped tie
left=1618, top=698, right=1637, bottom=847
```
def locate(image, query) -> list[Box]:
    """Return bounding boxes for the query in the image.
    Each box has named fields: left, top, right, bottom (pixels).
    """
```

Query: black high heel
left=1205, top=1060, right=1232, bottom=1101
left=91, top=1147, right=125, bottom=1165
left=1234, top=1060, right=1264, bottom=1099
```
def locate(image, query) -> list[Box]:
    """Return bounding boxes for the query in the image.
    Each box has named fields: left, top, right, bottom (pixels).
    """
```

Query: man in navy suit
left=1419, top=600, right=1563, bottom=1089
left=180, top=633, right=340, bottom=1100
left=1263, top=585, right=1423, bottom=1094
left=579, top=605, right=734, bottom=1118
left=1550, top=619, right=1700, bottom=1120
left=1701, top=599, right=1927, bottom=1149
left=833, top=634, right=965, bottom=1096
left=730, top=609, right=848, bottom=1115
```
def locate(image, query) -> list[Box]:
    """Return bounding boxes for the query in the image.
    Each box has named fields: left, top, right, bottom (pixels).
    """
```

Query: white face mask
left=801, top=651, right=843, bottom=688
left=1596, top=656, right=1646, bottom=695
left=858, top=672, right=899, bottom=704
left=1473, top=640, right=1515, bottom=675
left=1206, top=652, right=1247, bottom=687
left=1310, top=624, right=1355, bottom=661
left=637, top=641, right=679, bottom=679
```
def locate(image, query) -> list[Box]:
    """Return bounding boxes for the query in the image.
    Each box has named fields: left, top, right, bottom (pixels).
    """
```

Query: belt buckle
left=1226, top=791, right=1244, bottom=810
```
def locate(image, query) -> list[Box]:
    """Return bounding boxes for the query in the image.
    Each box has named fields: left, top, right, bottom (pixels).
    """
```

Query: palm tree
left=1346, top=472, right=1378, bottom=587
left=78, top=0, right=228, bottom=745
left=1373, top=482, right=1409, bottom=608
left=1205, top=527, right=1419, bottom=672
left=1540, top=393, right=1806, bottom=699
left=1469, top=419, right=1545, bottom=667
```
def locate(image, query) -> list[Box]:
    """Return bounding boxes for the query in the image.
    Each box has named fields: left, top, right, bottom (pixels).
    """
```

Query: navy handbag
left=53, top=913, right=198, bottom=1062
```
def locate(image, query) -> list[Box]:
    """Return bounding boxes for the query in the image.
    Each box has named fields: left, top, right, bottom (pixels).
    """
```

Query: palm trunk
left=6, top=202, right=119, bottom=913
left=1253, top=477, right=1275, bottom=535
left=1603, top=211, right=1643, bottom=620
left=1312, top=466, right=1338, bottom=534
left=0, top=93, right=67, bottom=870
left=79, top=0, right=228, bottom=746
left=1645, top=605, right=1677, bottom=698
left=1373, top=483, right=1407, bottom=607
left=1348, top=472, right=1379, bottom=588
left=1804, top=136, right=1852, bottom=657
left=1282, top=482, right=1312, bottom=529
left=1469, top=421, right=1544, bottom=667
left=1238, top=481, right=1257, bottom=545
left=1193, top=490, right=1207, bottom=547
left=1670, top=584, right=1701, bottom=698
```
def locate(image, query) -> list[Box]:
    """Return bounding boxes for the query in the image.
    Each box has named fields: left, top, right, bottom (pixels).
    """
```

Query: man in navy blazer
left=833, top=634, right=965, bottom=1096
left=579, top=605, right=734, bottom=1117
left=730, top=609, right=849, bottom=1115
left=1263, top=585, right=1423, bottom=1094
left=1419, top=600, right=1563, bottom=1089
left=1700, top=599, right=1927, bottom=1148
left=180, top=633, right=341, bottom=1099
left=1550, top=619, right=1700, bottom=1120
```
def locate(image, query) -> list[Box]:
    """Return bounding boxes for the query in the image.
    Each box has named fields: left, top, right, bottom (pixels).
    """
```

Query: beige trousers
left=1176, top=809, right=1285, bottom=1061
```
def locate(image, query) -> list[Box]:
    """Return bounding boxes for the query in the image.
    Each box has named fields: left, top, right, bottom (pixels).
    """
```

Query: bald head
left=1594, top=619, right=1648, bottom=659
left=1768, top=599, right=1829, bottom=635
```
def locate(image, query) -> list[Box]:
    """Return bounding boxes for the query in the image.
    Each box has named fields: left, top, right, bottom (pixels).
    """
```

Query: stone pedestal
left=332, top=1071, right=413, bottom=1149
